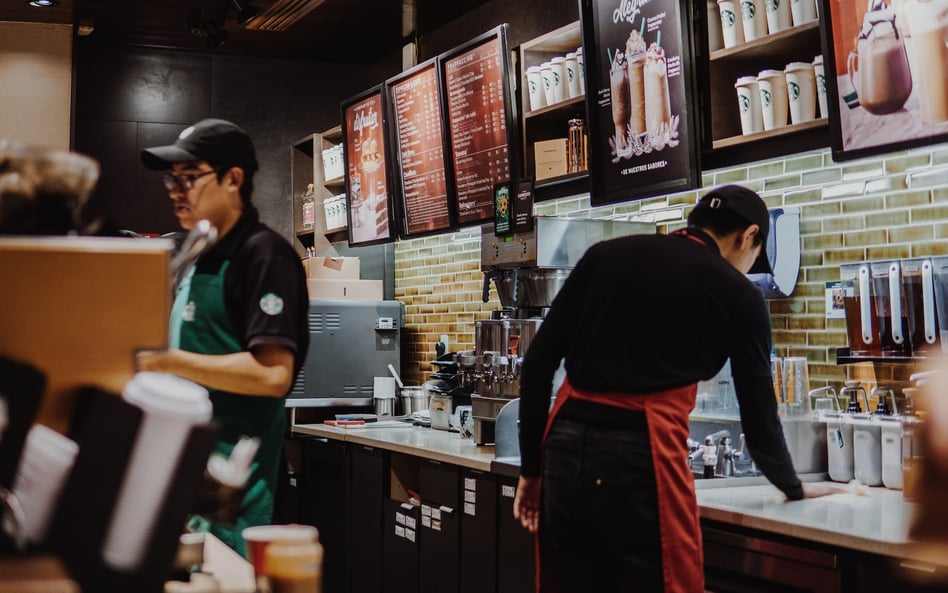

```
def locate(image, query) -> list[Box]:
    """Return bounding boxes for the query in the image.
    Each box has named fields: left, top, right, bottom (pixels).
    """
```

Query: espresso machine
left=466, top=217, right=654, bottom=444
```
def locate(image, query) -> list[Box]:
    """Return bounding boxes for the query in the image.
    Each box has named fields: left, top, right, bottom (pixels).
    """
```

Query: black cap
left=693, top=185, right=773, bottom=275
left=141, top=118, right=258, bottom=173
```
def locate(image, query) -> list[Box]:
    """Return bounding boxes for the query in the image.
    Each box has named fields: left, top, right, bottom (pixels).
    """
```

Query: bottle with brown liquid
left=264, top=540, right=323, bottom=593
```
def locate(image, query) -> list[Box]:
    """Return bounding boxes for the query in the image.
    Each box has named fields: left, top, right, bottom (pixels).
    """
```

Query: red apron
left=536, top=377, right=703, bottom=593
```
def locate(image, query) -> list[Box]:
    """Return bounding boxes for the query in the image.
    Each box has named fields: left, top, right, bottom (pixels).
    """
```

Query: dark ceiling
left=0, top=0, right=491, bottom=63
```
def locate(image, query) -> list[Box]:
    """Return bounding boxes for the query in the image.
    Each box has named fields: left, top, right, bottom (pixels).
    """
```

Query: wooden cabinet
left=290, top=125, right=346, bottom=255
left=518, top=22, right=590, bottom=202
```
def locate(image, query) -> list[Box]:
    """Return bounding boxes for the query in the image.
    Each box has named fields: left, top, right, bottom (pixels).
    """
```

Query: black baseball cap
left=141, top=118, right=258, bottom=173
left=692, top=185, right=773, bottom=275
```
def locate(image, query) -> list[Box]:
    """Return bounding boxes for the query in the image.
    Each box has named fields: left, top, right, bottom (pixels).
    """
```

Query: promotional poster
left=581, top=0, right=698, bottom=205
left=343, top=89, right=394, bottom=246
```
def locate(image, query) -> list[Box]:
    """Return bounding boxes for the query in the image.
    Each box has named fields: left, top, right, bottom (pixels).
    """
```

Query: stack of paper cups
left=741, top=0, right=768, bottom=41
left=813, top=54, right=827, bottom=118
left=102, top=372, right=213, bottom=571
left=757, top=69, right=789, bottom=130
left=707, top=0, right=725, bottom=50
left=790, top=0, right=818, bottom=25
left=766, top=0, right=793, bottom=34
left=550, top=57, right=567, bottom=103
left=526, top=66, right=546, bottom=111
left=565, top=53, right=581, bottom=98
left=718, top=0, right=746, bottom=47
left=540, top=62, right=555, bottom=106
left=784, top=61, right=817, bottom=124
left=735, top=76, right=764, bottom=135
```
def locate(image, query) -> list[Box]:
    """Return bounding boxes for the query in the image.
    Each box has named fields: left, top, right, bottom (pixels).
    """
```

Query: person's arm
left=136, top=343, right=294, bottom=397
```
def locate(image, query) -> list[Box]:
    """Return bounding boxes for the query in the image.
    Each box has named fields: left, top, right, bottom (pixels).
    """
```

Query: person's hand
left=513, top=475, right=541, bottom=533
left=135, top=349, right=170, bottom=373
left=801, top=482, right=847, bottom=498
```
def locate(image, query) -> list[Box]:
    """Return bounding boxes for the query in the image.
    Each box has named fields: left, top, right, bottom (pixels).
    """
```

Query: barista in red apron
left=514, top=186, right=840, bottom=593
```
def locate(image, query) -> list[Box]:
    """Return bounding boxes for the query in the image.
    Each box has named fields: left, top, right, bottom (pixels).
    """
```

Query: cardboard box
left=534, top=138, right=567, bottom=181
left=307, top=279, right=383, bottom=300
left=307, top=256, right=360, bottom=280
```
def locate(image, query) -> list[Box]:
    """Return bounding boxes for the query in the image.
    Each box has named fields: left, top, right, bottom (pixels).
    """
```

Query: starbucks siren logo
left=817, top=74, right=826, bottom=95
left=761, top=89, right=772, bottom=107
left=259, top=293, right=285, bottom=316
left=739, top=94, right=751, bottom=112
left=722, top=8, right=737, bottom=26
left=765, top=0, right=779, bottom=11
left=789, top=81, right=801, bottom=101
left=741, top=1, right=756, bottom=19
left=529, top=80, right=537, bottom=94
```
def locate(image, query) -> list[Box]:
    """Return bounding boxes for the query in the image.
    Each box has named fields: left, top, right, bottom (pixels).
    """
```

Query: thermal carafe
left=902, top=257, right=940, bottom=354
left=870, top=260, right=910, bottom=356
left=841, top=263, right=880, bottom=356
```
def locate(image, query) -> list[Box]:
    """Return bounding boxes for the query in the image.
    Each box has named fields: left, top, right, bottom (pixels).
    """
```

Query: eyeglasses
left=162, top=169, right=218, bottom=193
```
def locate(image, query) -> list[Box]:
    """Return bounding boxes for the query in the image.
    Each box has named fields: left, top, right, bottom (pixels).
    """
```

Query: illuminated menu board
left=442, top=28, right=514, bottom=226
left=341, top=87, right=395, bottom=246
left=388, top=61, right=454, bottom=237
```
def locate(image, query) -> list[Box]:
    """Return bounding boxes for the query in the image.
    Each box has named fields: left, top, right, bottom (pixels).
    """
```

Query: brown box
left=306, top=256, right=360, bottom=279
left=534, top=138, right=568, bottom=181
left=307, top=279, right=383, bottom=300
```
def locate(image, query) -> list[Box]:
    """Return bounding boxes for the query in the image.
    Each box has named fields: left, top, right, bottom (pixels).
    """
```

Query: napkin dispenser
left=748, top=207, right=800, bottom=299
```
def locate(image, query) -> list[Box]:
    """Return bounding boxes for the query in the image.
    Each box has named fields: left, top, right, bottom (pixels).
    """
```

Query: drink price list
left=391, top=64, right=452, bottom=236
left=444, top=36, right=511, bottom=225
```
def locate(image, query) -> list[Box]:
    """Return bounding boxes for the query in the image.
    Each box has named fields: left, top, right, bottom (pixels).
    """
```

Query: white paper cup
left=735, top=76, right=764, bottom=134
left=243, top=524, right=319, bottom=578
left=718, top=0, right=746, bottom=47
left=813, top=54, right=827, bottom=118
left=8, top=424, right=79, bottom=544
left=373, top=376, right=396, bottom=399
left=540, top=62, right=555, bottom=106
left=525, top=66, right=546, bottom=111
left=565, top=53, right=581, bottom=98
left=102, top=372, right=212, bottom=571
left=741, top=0, right=768, bottom=41
left=707, top=0, right=725, bottom=50
left=785, top=61, right=817, bottom=124
left=765, top=0, right=793, bottom=33
left=790, top=0, right=817, bottom=24
left=550, top=57, right=567, bottom=104
left=576, top=47, right=585, bottom=94
left=757, top=68, right=789, bottom=130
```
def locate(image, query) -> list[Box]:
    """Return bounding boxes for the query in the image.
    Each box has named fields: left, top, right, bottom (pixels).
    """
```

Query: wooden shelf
left=325, top=227, right=348, bottom=243
left=525, top=95, right=586, bottom=121
left=709, top=20, right=820, bottom=63
left=323, top=175, right=345, bottom=187
left=324, top=225, right=348, bottom=235
left=712, top=118, right=828, bottom=149
left=321, top=124, right=342, bottom=143
left=535, top=171, right=589, bottom=202
left=520, top=21, right=582, bottom=55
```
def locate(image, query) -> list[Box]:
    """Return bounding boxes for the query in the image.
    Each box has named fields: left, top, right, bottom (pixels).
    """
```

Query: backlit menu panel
left=443, top=35, right=511, bottom=225
left=343, top=89, right=393, bottom=246
left=390, top=62, right=453, bottom=236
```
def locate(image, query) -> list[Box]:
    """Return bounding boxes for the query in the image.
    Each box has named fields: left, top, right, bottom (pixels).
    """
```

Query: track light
left=232, top=0, right=260, bottom=24
left=189, top=19, right=228, bottom=48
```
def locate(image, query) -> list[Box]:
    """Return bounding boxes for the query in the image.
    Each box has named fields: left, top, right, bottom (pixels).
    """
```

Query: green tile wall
left=394, top=145, right=948, bottom=389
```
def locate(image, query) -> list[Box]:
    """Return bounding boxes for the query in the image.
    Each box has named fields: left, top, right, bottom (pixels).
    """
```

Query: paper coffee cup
left=757, top=69, right=789, bottom=130
left=785, top=61, right=817, bottom=124
left=735, top=76, right=764, bottom=134
left=565, top=53, right=581, bottom=98
left=718, top=0, right=746, bottom=47
left=540, top=62, right=555, bottom=106
left=765, top=0, right=792, bottom=33
left=550, top=57, right=567, bottom=103
left=790, top=0, right=817, bottom=25
left=813, top=54, right=827, bottom=118
left=102, top=372, right=212, bottom=571
left=243, top=524, right=319, bottom=578
left=8, top=424, right=79, bottom=544
left=707, top=0, right=725, bottom=50
left=741, top=0, right=768, bottom=41
left=576, top=47, right=586, bottom=95
left=526, top=66, right=546, bottom=111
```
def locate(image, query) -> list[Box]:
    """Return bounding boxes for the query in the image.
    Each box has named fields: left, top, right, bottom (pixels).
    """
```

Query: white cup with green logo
left=740, top=0, right=768, bottom=41
left=757, top=68, right=789, bottom=130
left=735, top=75, right=764, bottom=134
left=784, top=61, right=817, bottom=124
left=765, top=0, right=793, bottom=33
left=718, top=0, right=746, bottom=47
left=812, top=54, right=827, bottom=118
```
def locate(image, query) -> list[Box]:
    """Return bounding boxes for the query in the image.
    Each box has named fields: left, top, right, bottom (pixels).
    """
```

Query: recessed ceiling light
left=28, top=0, right=59, bottom=6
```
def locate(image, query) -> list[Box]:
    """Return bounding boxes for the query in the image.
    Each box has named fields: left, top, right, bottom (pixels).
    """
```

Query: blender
left=840, top=262, right=880, bottom=356
left=902, top=257, right=940, bottom=354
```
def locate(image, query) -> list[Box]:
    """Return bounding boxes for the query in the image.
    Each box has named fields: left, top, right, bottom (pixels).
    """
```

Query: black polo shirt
left=519, top=228, right=802, bottom=498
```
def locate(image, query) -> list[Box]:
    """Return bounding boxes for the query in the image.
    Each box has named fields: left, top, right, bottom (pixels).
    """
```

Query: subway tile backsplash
left=394, top=145, right=948, bottom=388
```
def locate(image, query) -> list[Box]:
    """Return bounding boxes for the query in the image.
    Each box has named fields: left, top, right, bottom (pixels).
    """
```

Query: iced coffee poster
left=822, top=0, right=948, bottom=159
left=580, top=0, right=699, bottom=205
left=341, top=87, right=395, bottom=247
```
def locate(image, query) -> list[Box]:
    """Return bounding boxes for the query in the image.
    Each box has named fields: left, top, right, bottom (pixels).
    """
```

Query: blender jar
left=840, top=263, right=879, bottom=356
left=870, top=260, right=910, bottom=356
left=902, top=257, right=940, bottom=354
left=931, top=256, right=948, bottom=352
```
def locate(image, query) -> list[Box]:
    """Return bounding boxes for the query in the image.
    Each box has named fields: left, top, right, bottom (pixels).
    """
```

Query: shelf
left=321, top=124, right=342, bottom=143
left=524, top=95, right=586, bottom=121
left=323, top=175, right=345, bottom=187
left=535, top=171, right=589, bottom=202
left=835, top=348, right=927, bottom=365
left=709, top=20, right=821, bottom=63
left=325, top=227, right=348, bottom=243
left=325, top=225, right=348, bottom=235
left=712, top=118, right=828, bottom=150
left=520, top=21, right=582, bottom=54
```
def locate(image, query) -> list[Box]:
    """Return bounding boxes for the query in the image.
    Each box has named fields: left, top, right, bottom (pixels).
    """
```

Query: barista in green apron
left=137, top=119, right=309, bottom=556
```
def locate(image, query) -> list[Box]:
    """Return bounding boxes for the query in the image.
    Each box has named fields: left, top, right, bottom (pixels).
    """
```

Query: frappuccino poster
left=580, top=0, right=699, bottom=205
left=821, top=0, right=948, bottom=160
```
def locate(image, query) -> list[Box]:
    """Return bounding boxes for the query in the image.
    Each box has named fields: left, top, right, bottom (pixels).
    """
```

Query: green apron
left=171, top=264, right=286, bottom=557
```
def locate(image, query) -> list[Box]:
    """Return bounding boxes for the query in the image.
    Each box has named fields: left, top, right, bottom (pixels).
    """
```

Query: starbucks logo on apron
left=183, top=300, right=196, bottom=322
left=260, top=293, right=285, bottom=316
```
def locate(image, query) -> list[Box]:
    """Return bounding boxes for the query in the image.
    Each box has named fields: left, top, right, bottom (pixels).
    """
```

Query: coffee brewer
left=466, top=217, right=654, bottom=445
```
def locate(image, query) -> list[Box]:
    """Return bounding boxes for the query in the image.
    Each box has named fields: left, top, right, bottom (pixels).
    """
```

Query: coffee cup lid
left=243, top=524, right=319, bottom=544
left=123, top=372, right=213, bottom=420
left=735, top=75, right=758, bottom=87
left=757, top=69, right=785, bottom=79
left=784, top=61, right=814, bottom=72
left=541, top=61, right=552, bottom=68
left=527, top=65, right=542, bottom=72
left=566, top=52, right=577, bottom=58
left=813, top=54, right=823, bottom=65
left=552, top=56, right=565, bottom=63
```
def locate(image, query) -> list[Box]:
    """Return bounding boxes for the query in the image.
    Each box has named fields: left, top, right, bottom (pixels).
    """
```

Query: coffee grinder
left=466, top=217, right=654, bottom=445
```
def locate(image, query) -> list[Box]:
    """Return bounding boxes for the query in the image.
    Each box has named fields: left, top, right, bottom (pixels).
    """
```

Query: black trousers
left=539, top=406, right=665, bottom=593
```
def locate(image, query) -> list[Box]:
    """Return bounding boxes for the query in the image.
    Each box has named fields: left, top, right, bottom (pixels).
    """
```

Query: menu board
left=387, top=60, right=455, bottom=237
left=441, top=27, right=516, bottom=226
left=820, top=0, right=948, bottom=160
left=580, top=0, right=699, bottom=205
left=341, top=86, right=395, bottom=246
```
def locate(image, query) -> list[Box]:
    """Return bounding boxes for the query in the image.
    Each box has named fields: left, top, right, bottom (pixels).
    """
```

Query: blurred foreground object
left=909, top=361, right=948, bottom=543
left=0, top=140, right=100, bottom=235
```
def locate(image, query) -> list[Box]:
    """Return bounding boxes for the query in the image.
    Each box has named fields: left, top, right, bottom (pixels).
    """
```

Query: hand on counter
left=513, top=475, right=541, bottom=533
left=801, top=482, right=848, bottom=499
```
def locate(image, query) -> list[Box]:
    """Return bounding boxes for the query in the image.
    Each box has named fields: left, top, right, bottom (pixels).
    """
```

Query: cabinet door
left=460, top=469, right=498, bottom=593
left=350, top=444, right=387, bottom=593
left=299, top=437, right=350, bottom=593
left=419, top=460, right=461, bottom=593
left=384, top=498, right=420, bottom=593
left=496, top=476, right=535, bottom=593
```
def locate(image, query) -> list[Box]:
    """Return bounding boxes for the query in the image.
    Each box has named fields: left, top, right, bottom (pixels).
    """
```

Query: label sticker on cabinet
left=422, top=516, right=432, bottom=528
left=421, top=504, right=432, bottom=517
left=502, top=485, right=516, bottom=498
left=432, top=508, right=442, bottom=521
left=406, top=528, right=416, bottom=542
left=395, top=512, right=406, bottom=525
left=405, top=517, right=416, bottom=530
left=395, top=525, right=405, bottom=538
left=464, top=477, right=476, bottom=491
left=835, top=427, right=844, bottom=449
left=465, top=502, right=476, bottom=516
left=464, top=490, right=476, bottom=503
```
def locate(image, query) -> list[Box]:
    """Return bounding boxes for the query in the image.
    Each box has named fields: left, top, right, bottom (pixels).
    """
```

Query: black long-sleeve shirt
left=518, top=228, right=803, bottom=500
